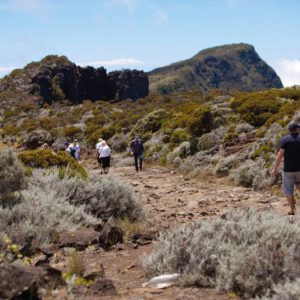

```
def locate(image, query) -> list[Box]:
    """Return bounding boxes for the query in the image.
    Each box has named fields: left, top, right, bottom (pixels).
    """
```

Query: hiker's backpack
left=69, top=147, right=76, bottom=158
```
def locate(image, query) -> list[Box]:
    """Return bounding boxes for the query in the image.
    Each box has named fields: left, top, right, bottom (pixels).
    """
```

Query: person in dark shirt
left=130, top=135, right=144, bottom=172
left=272, top=122, right=300, bottom=215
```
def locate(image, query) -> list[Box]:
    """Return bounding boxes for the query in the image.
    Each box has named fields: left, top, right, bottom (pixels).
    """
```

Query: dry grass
left=116, top=217, right=147, bottom=241
left=67, top=251, right=85, bottom=277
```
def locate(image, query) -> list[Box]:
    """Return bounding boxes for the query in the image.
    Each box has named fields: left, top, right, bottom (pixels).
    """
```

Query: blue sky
left=0, top=0, right=299, bottom=86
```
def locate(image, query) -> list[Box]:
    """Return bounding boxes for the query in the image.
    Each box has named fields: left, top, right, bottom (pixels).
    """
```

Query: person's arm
left=271, top=149, right=284, bottom=176
left=129, top=141, right=133, bottom=154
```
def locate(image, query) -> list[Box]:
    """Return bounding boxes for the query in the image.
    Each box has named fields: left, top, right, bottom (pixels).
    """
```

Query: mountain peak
left=148, top=43, right=283, bottom=94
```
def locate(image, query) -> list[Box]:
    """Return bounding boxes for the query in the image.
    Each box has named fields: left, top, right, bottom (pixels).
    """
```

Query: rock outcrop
left=0, top=55, right=149, bottom=106
left=148, top=43, right=283, bottom=94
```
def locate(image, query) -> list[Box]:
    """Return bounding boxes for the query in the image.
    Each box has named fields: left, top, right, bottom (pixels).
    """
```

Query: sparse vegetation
left=18, top=149, right=87, bottom=178
left=0, top=149, right=26, bottom=208
left=144, top=209, right=300, bottom=298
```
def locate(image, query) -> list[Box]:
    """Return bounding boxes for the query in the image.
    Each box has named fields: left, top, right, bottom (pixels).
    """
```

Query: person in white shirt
left=73, top=139, right=80, bottom=161
left=95, top=138, right=103, bottom=168
left=98, top=140, right=111, bottom=174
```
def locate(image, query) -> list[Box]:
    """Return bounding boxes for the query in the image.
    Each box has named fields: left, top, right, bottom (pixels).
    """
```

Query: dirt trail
left=86, top=165, right=291, bottom=300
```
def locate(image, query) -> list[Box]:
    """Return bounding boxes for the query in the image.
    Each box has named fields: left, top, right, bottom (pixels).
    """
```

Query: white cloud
left=77, top=58, right=144, bottom=67
left=272, top=59, right=300, bottom=87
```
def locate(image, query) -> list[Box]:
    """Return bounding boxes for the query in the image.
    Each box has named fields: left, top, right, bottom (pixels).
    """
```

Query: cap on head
left=74, top=139, right=78, bottom=143
left=64, top=142, right=69, bottom=145
left=288, top=122, right=300, bottom=132
left=98, top=138, right=103, bottom=142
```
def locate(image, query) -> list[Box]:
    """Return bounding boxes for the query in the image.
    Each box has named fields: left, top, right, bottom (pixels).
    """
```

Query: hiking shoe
left=288, top=210, right=295, bottom=215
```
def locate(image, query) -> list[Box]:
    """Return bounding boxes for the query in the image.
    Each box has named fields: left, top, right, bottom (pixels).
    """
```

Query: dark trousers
left=134, top=153, right=143, bottom=172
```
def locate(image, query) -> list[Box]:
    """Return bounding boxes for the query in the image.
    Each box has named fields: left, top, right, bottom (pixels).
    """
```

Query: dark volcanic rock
left=0, top=263, right=65, bottom=300
left=22, top=129, right=55, bottom=149
left=0, top=55, right=149, bottom=106
left=99, top=217, right=124, bottom=250
left=148, top=43, right=283, bottom=94
left=59, top=228, right=100, bottom=250
left=108, top=69, right=149, bottom=101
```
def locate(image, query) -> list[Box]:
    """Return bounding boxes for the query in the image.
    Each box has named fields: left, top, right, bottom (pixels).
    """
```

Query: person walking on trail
left=65, top=142, right=75, bottom=159
left=98, top=140, right=111, bottom=175
left=67, top=140, right=79, bottom=160
left=96, top=138, right=103, bottom=168
left=73, top=139, right=80, bottom=161
left=130, top=135, right=144, bottom=172
left=272, top=122, right=300, bottom=215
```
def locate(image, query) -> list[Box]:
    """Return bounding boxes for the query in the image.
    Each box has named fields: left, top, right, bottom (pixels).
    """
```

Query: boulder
left=59, top=228, right=100, bottom=250
left=22, top=129, right=54, bottom=149
left=73, top=278, right=117, bottom=297
left=83, top=261, right=105, bottom=280
left=99, top=217, right=124, bottom=250
left=0, top=263, right=65, bottom=300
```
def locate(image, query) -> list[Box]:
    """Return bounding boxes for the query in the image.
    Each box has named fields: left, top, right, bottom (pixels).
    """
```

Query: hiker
left=73, top=139, right=80, bottom=161
left=130, top=135, right=144, bottom=172
left=65, top=142, right=76, bottom=159
left=98, top=140, right=111, bottom=174
left=271, top=122, right=300, bottom=215
left=41, top=143, right=49, bottom=149
left=96, top=138, right=103, bottom=168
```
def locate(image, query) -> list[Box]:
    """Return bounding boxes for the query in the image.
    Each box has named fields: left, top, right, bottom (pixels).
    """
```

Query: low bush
left=262, top=279, right=300, bottom=300
left=144, top=209, right=300, bottom=298
left=63, top=126, right=82, bottom=139
left=0, top=172, right=96, bottom=247
left=169, top=129, right=190, bottom=149
left=230, top=158, right=272, bottom=190
left=130, top=109, right=168, bottom=140
left=31, top=172, right=143, bottom=221
left=197, top=132, right=219, bottom=151
left=0, top=149, right=26, bottom=208
left=18, top=149, right=87, bottom=178
left=188, top=105, right=214, bottom=137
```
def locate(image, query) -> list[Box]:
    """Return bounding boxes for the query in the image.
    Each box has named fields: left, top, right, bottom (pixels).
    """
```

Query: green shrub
left=39, top=116, right=57, bottom=131
left=197, top=132, right=219, bottom=151
left=51, top=76, right=65, bottom=101
left=0, top=149, right=26, bottom=208
left=86, top=125, right=116, bottom=147
left=18, top=149, right=87, bottom=179
left=223, top=125, right=239, bottom=145
left=1, top=125, right=20, bottom=136
left=130, top=109, right=168, bottom=140
left=169, top=129, right=190, bottom=149
left=63, top=126, right=82, bottom=139
left=252, top=142, right=274, bottom=160
left=144, top=209, right=300, bottom=298
left=188, top=105, right=214, bottom=137
left=230, top=92, right=281, bottom=127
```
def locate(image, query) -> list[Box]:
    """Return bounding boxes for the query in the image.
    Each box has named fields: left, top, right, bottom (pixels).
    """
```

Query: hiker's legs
left=134, top=154, right=139, bottom=172
left=139, top=154, right=143, bottom=171
left=283, top=172, right=296, bottom=214
left=287, top=195, right=296, bottom=213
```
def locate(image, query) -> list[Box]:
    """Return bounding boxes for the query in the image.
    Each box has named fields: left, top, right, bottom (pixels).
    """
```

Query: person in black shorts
left=272, top=122, right=300, bottom=215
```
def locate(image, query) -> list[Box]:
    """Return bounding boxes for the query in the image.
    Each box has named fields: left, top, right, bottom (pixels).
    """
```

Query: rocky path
left=84, top=165, right=291, bottom=300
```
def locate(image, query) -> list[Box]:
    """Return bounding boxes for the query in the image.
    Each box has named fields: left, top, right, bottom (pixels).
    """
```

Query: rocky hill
left=148, top=43, right=283, bottom=94
left=0, top=55, right=149, bottom=107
